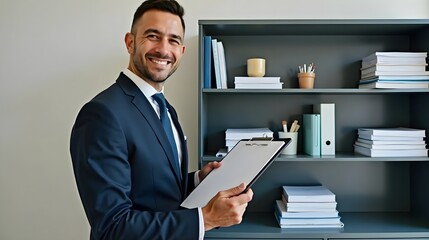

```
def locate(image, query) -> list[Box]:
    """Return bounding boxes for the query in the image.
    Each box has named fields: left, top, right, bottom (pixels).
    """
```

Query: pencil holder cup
left=278, top=131, right=298, bottom=155
left=298, top=72, right=316, bottom=89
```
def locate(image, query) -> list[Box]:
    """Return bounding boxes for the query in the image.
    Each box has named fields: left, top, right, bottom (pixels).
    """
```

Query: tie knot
left=153, top=93, right=166, bottom=108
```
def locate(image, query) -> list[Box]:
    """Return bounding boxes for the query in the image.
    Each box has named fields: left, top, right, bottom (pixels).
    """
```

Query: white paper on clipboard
left=181, top=138, right=290, bottom=209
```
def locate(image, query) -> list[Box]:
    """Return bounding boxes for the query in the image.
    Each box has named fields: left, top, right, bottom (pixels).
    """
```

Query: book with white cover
left=361, top=64, right=427, bottom=75
left=277, top=222, right=344, bottom=229
left=281, top=207, right=339, bottom=212
left=234, top=76, right=281, bottom=84
left=360, top=75, right=429, bottom=81
left=281, top=195, right=337, bottom=209
left=362, top=52, right=428, bottom=62
left=356, top=138, right=425, bottom=145
left=235, top=83, right=283, bottom=89
left=362, top=58, right=428, bottom=69
left=354, top=141, right=426, bottom=150
left=360, top=79, right=429, bottom=84
left=275, top=213, right=341, bottom=225
left=274, top=212, right=344, bottom=229
left=358, top=128, right=426, bottom=138
left=211, top=39, right=221, bottom=89
left=283, top=185, right=336, bottom=203
left=217, top=41, right=228, bottom=89
left=354, top=145, right=428, bottom=157
left=225, top=128, right=273, bottom=139
left=275, top=201, right=339, bottom=218
left=361, top=71, right=429, bottom=79
left=359, top=81, right=429, bottom=89
left=358, top=135, right=424, bottom=141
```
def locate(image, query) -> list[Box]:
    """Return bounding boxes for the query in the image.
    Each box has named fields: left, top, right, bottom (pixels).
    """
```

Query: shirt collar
left=123, top=68, right=163, bottom=99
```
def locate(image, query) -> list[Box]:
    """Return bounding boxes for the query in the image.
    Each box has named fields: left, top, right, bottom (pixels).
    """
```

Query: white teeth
left=152, top=59, right=168, bottom=65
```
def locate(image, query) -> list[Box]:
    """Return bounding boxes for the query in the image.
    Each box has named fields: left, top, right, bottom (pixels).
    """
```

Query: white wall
left=1, top=0, right=428, bottom=239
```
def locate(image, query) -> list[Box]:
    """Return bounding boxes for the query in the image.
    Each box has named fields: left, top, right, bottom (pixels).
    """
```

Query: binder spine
left=314, top=104, right=335, bottom=155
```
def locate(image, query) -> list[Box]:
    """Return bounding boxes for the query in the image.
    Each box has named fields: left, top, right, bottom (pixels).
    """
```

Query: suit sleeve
left=70, top=101, right=199, bottom=240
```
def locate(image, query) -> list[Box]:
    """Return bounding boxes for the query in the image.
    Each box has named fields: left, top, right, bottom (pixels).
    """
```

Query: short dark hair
left=131, top=0, right=185, bottom=34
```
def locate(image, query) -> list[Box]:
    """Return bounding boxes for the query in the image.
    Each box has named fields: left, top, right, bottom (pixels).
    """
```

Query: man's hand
left=202, top=183, right=253, bottom=231
left=198, top=161, right=222, bottom=182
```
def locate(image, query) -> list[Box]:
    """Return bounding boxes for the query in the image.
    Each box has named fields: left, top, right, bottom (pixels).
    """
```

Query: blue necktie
left=152, top=93, right=180, bottom=171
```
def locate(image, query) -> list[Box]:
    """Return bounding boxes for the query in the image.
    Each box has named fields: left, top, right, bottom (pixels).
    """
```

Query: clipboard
left=181, top=137, right=291, bottom=209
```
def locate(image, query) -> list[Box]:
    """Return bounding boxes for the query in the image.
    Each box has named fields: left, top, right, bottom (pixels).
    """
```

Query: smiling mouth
left=149, top=57, right=171, bottom=66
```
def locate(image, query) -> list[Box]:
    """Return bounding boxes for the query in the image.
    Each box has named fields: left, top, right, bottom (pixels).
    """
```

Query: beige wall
left=1, top=0, right=428, bottom=239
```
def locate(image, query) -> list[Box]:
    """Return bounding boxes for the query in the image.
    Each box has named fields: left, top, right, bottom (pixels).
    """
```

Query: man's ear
left=125, top=32, right=134, bottom=54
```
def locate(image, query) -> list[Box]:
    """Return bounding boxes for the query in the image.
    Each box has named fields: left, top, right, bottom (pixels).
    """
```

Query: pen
left=282, top=120, right=288, bottom=132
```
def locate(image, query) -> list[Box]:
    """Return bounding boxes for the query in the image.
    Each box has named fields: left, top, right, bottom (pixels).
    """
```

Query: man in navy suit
left=70, top=0, right=253, bottom=239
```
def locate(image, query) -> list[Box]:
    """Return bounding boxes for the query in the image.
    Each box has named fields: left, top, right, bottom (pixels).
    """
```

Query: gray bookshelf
left=198, top=19, right=429, bottom=239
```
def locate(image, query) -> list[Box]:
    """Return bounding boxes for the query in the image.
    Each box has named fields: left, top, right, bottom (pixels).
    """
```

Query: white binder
left=313, top=103, right=335, bottom=155
left=181, top=138, right=289, bottom=209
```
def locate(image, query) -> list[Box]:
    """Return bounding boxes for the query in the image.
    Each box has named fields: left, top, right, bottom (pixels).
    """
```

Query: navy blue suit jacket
left=70, top=73, right=199, bottom=239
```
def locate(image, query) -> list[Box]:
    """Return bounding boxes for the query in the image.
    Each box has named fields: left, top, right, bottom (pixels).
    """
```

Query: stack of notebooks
left=234, top=76, right=283, bottom=89
left=354, top=127, right=428, bottom=157
left=274, top=185, right=344, bottom=229
left=359, top=52, right=429, bottom=89
left=225, top=128, right=273, bottom=152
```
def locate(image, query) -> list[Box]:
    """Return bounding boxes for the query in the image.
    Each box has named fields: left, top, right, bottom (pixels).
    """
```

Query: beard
left=132, top=52, right=179, bottom=84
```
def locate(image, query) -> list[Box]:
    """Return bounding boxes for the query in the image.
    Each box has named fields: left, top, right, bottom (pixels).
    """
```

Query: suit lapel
left=116, top=74, right=183, bottom=187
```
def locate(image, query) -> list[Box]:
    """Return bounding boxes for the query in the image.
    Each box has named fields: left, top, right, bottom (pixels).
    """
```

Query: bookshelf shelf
left=202, top=153, right=429, bottom=163
left=202, top=88, right=429, bottom=94
left=205, top=212, right=429, bottom=239
left=198, top=19, right=429, bottom=239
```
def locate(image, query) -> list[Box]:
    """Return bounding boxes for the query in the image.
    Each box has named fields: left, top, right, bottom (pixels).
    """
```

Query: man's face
left=126, top=9, right=185, bottom=87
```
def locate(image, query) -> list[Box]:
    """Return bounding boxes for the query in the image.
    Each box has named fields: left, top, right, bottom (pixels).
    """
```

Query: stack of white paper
left=274, top=185, right=344, bottom=229
left=234, top=76, right=283, bottom=89
left=354, top=127, right=427, bottom=157
left=359, top=52, right=429, bottom=89
left=225, top=128, right=273, bottom=152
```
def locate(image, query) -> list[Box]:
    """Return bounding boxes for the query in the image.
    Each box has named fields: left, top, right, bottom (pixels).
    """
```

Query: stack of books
left=203, top=37, right=228, bottom=89
left=354, top=127, right=428, bottom=157
left=274, top=185, right=344, bottom=229
left=234, top=76, right=283, bottom=89
left=225, top=128, right=273, bottom=152
left=359, top=52, right=429, bottom=89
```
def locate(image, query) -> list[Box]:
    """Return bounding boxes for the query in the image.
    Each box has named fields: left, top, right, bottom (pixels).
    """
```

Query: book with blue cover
left=203, top=36, right=212, bottom=88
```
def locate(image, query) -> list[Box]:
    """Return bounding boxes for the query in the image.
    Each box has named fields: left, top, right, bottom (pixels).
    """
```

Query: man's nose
left=153, top=38, right=170, bottom=55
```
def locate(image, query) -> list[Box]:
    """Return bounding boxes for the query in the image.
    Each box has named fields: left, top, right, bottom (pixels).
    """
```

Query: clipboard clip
left=245, top=136, right=273, bottom=146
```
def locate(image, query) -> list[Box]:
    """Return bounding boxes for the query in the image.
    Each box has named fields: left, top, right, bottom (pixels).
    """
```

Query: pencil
left=282, top=120, right=288, bottom=132
left=290, top=120, right=298, bottom=132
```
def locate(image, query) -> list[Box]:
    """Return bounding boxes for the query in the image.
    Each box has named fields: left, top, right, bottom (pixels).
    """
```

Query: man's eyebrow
left=143, top=28, right=161, bottom=36
left=170, top=33, right=183, bottom=43
left=143, top=28, right=183, bottom=43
